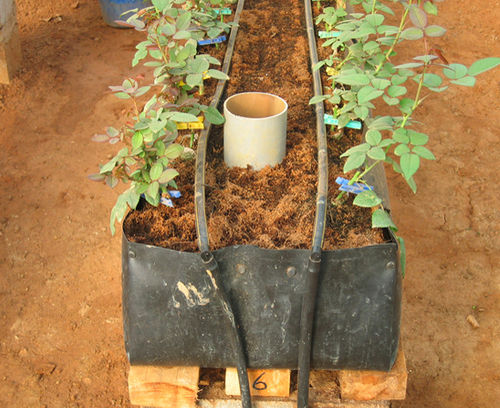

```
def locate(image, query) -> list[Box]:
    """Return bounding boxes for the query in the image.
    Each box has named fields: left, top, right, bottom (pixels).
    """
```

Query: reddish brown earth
left=0, top=0, right=499, bottom=407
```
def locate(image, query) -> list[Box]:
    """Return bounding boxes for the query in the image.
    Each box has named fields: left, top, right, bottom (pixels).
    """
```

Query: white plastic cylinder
left=223, top=92, right=288, bottom=170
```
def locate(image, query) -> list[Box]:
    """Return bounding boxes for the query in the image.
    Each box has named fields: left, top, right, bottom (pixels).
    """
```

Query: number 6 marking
left=252, top=372, right=267, bottom=391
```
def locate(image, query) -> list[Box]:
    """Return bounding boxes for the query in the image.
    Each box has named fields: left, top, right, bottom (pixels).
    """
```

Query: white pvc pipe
left=223, top=92, right=288, bottom=170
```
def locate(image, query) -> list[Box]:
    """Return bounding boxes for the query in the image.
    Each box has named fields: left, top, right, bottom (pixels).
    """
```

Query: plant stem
left=374, top=0, right=413, bottom=75
left=400, top=63, right=427, bottom=128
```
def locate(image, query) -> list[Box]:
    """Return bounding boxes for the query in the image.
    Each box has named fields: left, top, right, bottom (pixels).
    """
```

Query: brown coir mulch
left=124, top=0, right=383, bottom=252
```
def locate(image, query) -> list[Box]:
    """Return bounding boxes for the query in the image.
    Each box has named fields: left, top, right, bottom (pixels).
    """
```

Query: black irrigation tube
left=193, top=1, right=252, bottom=407
left=297, top=1, right=329, bottom=407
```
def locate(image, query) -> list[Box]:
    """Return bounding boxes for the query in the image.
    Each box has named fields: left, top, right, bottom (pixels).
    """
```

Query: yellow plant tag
left=176, top=116, right=204, bottom=130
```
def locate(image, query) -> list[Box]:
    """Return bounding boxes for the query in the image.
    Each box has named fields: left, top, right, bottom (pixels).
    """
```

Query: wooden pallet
left=129, top=350, right=406, bottom=408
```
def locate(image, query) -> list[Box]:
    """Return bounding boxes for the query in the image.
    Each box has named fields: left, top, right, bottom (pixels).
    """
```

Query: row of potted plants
left=311, top=0, right=500, bottom=272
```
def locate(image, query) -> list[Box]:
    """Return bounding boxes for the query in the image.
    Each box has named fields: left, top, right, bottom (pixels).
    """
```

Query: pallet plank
left=339, top=350, right=407, bottom=401
left=129, top=366, right=200, bottom=408
left=225, top=368, right=290, bottom=397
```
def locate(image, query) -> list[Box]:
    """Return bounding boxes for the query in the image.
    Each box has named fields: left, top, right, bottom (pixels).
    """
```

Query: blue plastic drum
left=98, top=0, right=152, bottom=28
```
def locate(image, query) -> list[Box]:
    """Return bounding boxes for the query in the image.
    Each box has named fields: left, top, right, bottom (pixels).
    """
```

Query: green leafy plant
left=311, top=0, right=500, bottom=273
left=90, top=0, right=231, bottom=234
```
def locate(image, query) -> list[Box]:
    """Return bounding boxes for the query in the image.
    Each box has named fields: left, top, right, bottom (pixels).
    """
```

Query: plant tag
left=198, top=35, right=227, bottom=46
left=318, top=31, right=340, bottom=38
left=214, top=8, right=232, bottom=15
left=336, top=177, right=372, bottom=194
left=324, top=114, right=362, bottom=130
left=176, top=116, right=204, bottom=130
left=140, top=191, right=181, bottom=207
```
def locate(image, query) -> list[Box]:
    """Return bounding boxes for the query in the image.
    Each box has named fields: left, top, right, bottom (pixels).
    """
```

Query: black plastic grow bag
left=123, top=236, right=401, bottom=370
left=121, top=1, right=401, bottom=396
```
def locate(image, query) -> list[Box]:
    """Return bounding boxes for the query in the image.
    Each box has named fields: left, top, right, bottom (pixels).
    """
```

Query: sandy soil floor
left=0, top=0, right=499, bottom=407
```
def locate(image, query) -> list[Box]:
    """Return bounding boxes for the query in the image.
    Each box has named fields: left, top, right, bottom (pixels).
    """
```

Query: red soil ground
left=0, top=0, right=498, bottom=407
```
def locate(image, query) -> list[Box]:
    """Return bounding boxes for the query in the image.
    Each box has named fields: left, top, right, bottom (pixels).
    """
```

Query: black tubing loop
left=201, top=251, right=252, bottom=408
left=195, top=0, right=246, bottom=253
left=193, top=1, right=251, bottom=406
left=297, top=253, right=322, bottom=408
left=298, top=0, right=330, bottom=406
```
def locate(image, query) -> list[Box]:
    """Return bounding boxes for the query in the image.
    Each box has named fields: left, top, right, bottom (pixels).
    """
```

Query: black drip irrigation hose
left=194, top=1, right=252, bottom=407
left=298, top=0, right=329, bottom=407
left=195, top=0, right=246, bottom=253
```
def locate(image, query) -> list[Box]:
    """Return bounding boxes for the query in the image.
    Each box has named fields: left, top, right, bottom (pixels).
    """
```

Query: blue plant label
left=140, top=190, right=182, bottom=207
left=214, top=8, right=232, bottom=15
left=168, top=190, right=182, bottom=199
left=318, top=31, right=340, bottom=38
left=324, top=114, right=362, bottom=130
left=336, top=177, right=373, bottom=195
left=198, top=35, right=227, bottom=46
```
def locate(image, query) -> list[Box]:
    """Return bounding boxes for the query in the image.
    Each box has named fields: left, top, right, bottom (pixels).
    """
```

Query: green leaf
left=394, top=144, right=410, bottom=156
left=392, top=128, right=409, bottom=144
left=358, top=86, right=384, bottom=104
left=451, top=76, right=476, bottom=87
left=109, top=193, right=129, bottom=235
left=408, top=130, right=428, bottom=145
left=146, top=181, right=160, bottom=204
left=380, top=139, right=395, bottom=148
left=335, top=73, right=371, bottom=86
left=366, top=130, right=382, bottom=146
left=354, top=105, right=369, bottom=120
left=423, top=1, right=438, bottom=16
left=372, top=209, right=397, bottom=229
left=412, top=145, right=435, bottom=160
left=207, top=69, right=229, bottom=80
left=368, top=116, right=394, bottom=131
left=176, top=11, right=192, bottom=31
left=149, top=162, right=163, bottom=180
left=162, top=22, right=176, bottom=36
left=158, top=169, right=179, bottom=184
left=383, top=94, right=399, bottom=106
left=173, top=30, right=192, bottom=40
left=409, top=5, right=427, bottom=28
left=391, top=74, right=407, bottom=86
left=425, top=25, right=446, bottom=37
left=100, top=158, right=118, bottom=174
left=395, top=62, right=423, bottom=69
left=134, top=86, right=151, bottom=97
left=169, top=112, right=199, bottom=122
left=365, top=14, right=384, bottom=27
left=387, top=85, right=407, bottom=97
left=186, top=73, right=203, bottom=88
left=401, top=27, right=424, bottom=40
left=337, top=114, right=351, bottom=129
left=371, top=78, right=391, bottom=90
left=204, top=106, right=225, bottom=125
left=442, top=63, right=468, bottom=79
left=400, top=153, right=420, bottom=180
left=468, top=57, right=500, bottom=76
left=132, top=132, right=143, bottom=150
left=164, top=143, right=183, bottom=159
left=406, top=176, right=417, bottom=193
left=152, top=0, right=168, bottom=11
left=353, top=190, right=382, bottom=208
left=343, top=152, right=366, bottom=173
left=399, top=98, right=414, bottom=115
left=368, top=146, right=386, bottom=160
left=114, top=92, right=131, bottom=100
left=413, top=73, right=443, bottom=88
left=340, top=143, right=370, bottom=158
left=309, top=95, right=330, bottom=105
